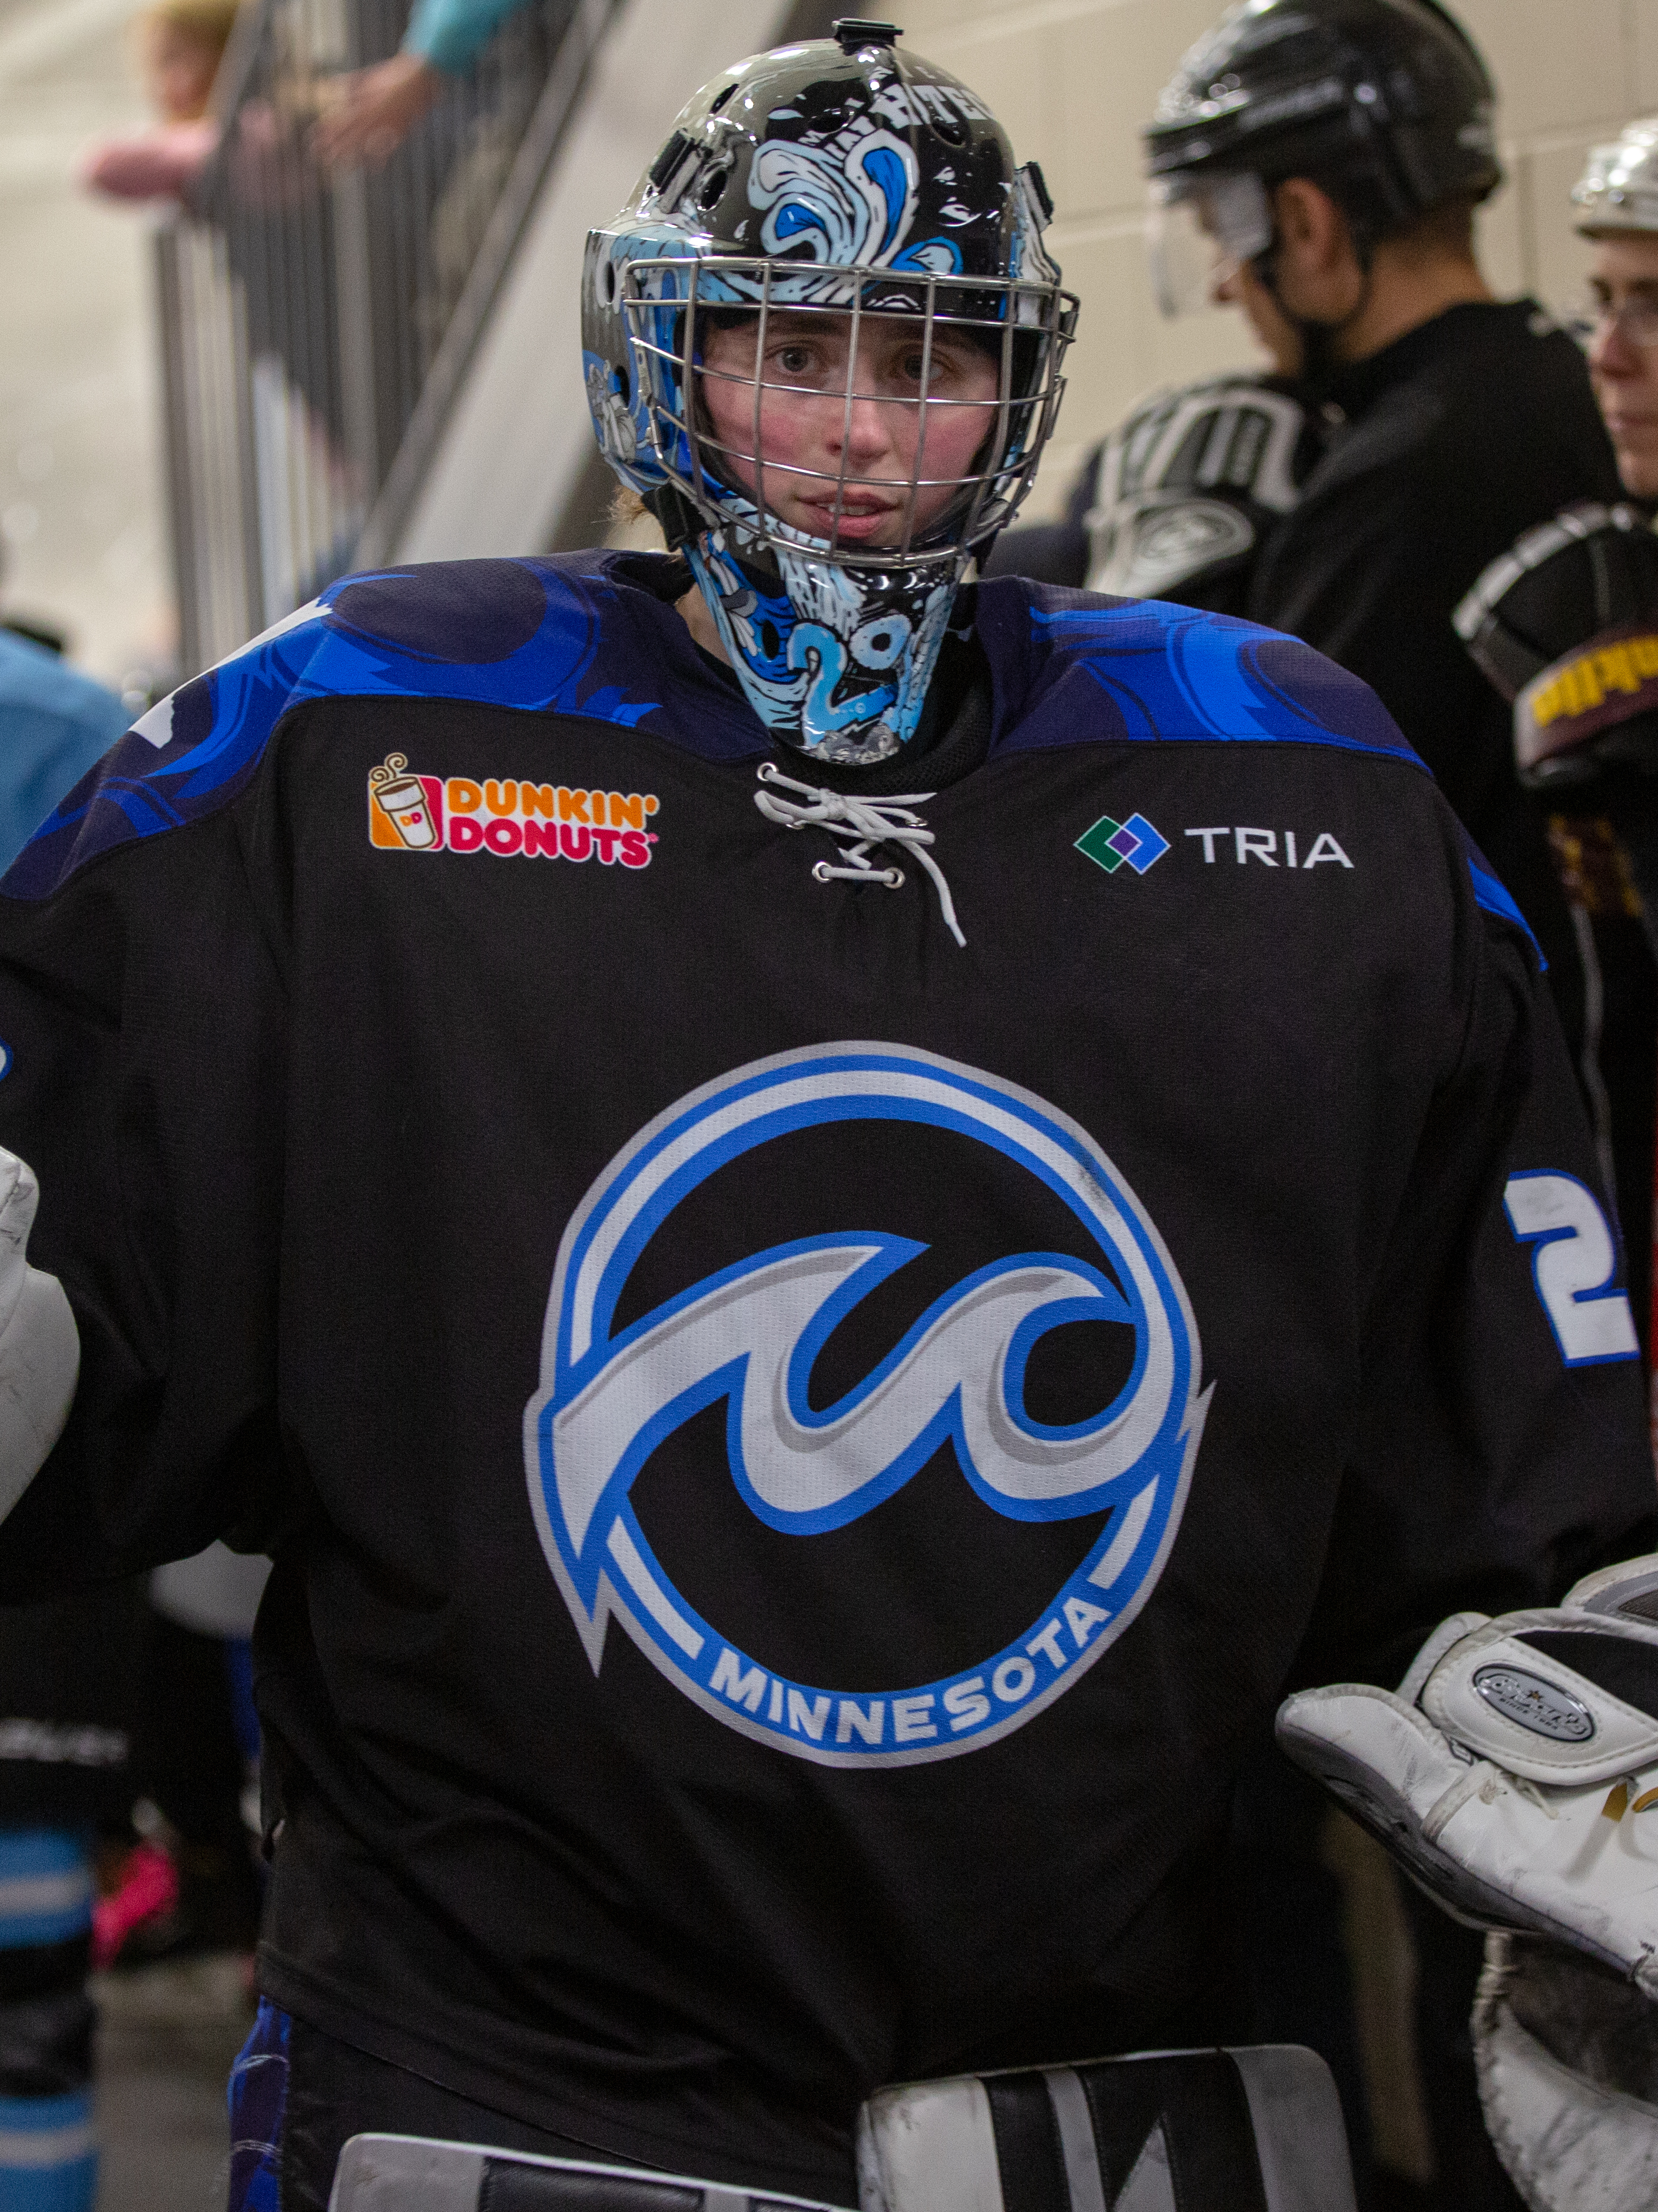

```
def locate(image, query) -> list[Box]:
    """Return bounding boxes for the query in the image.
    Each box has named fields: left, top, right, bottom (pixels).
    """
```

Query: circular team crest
left=523, top=1044, right=1209, bottom=1766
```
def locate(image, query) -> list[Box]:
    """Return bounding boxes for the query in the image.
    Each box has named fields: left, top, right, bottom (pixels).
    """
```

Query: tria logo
left=1075, top=812, right=1171, bottom=875
left=367, top=753, right=660, bottom=866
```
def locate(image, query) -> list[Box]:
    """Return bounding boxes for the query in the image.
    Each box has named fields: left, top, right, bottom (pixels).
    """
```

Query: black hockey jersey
left=0, top=552, right=1647, bottom=2200
left=1247, top=299, right=1621, bottom=1009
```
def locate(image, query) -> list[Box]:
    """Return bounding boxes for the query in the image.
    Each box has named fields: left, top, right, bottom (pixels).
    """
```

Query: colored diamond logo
left=1075, top=811, right=1170, bottom=877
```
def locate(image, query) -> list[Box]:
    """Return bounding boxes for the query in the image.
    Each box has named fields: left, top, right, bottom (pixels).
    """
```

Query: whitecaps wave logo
left=751, top=127, right=916, bottom=270
left=523, top=1044, right=1210, bottom=1766
left=737, top=122, right=963, bottom=305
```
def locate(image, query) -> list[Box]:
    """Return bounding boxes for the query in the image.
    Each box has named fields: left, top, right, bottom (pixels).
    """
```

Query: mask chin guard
left=685, top=526, right=965, bottom=767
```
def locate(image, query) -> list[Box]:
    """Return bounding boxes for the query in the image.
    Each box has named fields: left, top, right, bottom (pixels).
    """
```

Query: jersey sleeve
left=0, top=737, right=292, bottom=1601
left=1301, top=891, right=1657, bottom=1690
left=401, top=0, right=532, bottom=73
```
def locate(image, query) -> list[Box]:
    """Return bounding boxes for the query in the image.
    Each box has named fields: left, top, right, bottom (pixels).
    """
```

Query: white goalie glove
left=1279, top=1559, right=1658, bottom=2211
left=1278, top=1557, right=1658, bottom=1990
left=0, top=1148, right=78, bottom=1518
left=1474, top=1932, right=1658, bottom=2212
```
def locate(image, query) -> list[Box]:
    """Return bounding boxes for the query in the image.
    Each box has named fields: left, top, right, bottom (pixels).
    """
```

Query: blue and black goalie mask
left=581, top=21, right=1076, bottom=765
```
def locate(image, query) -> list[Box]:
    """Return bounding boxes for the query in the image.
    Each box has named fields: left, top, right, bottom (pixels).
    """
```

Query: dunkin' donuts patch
left=367, top=754, right=660, bottom=867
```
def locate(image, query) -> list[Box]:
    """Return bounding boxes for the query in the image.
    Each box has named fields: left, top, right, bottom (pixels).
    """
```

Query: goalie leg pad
left=855, top=2046, right=1355, bottom=2212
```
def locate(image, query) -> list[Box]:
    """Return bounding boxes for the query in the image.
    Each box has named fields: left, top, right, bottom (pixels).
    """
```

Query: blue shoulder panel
left=4, top=555, right=756, bottom=902
left=977, top=580, right=1427, bottom=767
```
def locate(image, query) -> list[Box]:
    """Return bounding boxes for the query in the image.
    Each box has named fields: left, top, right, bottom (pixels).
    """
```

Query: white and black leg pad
left=1277, top=1574, right=1658, bottom=1994
left=1475, top=1932, right=1658, bottom=2212
left=854, top=2046, right=1355, bottom=2212
left=327, top=2137, right=853, bottom=2211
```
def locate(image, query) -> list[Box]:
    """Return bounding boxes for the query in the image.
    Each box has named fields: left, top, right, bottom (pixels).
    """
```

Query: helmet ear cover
left=1264, top=148, right=1481, bottom=267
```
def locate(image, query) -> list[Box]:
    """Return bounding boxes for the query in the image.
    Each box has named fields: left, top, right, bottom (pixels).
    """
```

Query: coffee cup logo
left=369, top=754, right=439, bottom=850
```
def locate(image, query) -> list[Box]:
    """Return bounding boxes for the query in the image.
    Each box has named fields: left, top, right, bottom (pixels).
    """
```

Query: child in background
left=80, top=0, right=240, bottom=205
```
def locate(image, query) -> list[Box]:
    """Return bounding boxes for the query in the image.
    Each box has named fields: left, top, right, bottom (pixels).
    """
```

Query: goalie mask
left=582, top=19, right=1075, bottom=765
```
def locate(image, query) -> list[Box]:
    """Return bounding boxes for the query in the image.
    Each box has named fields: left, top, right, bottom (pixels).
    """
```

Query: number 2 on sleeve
left=1504, top=1173, right=1640, bottom=1367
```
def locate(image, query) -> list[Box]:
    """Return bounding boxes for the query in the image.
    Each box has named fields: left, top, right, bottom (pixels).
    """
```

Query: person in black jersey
left=1145, top=0, right=1623, bottom=1051
left=1451, top=120, right=1658, bottom=1400
left=0, top=24, right=1648, bottom=2212
left=1143, top=8, right=1630, bottom=2205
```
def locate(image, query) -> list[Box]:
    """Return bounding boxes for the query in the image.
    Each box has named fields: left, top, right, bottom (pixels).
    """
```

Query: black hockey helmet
left=1144, top=0, right=1501, bottom=313
left=1454, top=504, right=1658, bottom=786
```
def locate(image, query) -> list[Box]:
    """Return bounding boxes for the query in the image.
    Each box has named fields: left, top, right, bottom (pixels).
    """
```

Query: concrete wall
left=896, top=0, right=1658, bottom=516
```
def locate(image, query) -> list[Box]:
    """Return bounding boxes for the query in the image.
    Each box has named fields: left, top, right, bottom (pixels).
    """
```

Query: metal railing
left=157, top=0, right=614, bottom=674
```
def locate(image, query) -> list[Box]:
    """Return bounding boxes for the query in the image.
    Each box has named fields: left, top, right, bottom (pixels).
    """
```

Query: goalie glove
left=1474, top=1932, right=1658, bottom=2212
left=0, top=1148, right=78, bottom=1519
left=1276, top=1558, right=1658, bottom=1998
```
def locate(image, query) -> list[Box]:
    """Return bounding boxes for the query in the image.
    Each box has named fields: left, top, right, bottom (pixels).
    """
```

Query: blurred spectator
left=142, top=0, right=237, bottom=121
left=313, top=0, right=534, bottom=168
left=0, top=631, right=128, bottom=875
left=79, top=0, right=239, bottom=206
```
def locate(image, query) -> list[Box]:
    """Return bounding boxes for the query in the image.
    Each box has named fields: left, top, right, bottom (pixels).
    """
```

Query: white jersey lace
left=752, top=763, right=966, bottom=949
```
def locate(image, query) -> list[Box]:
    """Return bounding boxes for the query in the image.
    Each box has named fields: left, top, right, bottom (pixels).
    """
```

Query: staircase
left=156, top=0, right=825, bottom=674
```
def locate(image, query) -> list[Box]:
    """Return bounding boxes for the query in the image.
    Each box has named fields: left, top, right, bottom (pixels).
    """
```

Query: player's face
left=1585, top=235, right=1658, bottom=498
left=697, top=310, right=1001, bottom=550
left=1212, top=257, right=1302, bottom=380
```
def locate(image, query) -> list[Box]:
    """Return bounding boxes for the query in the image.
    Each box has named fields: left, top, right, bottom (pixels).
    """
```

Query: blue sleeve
left=400, top=0, right=533, bottom=74
left=0, top=705, right=125, bottom=875
left=0, top=643, right=129, bottom=875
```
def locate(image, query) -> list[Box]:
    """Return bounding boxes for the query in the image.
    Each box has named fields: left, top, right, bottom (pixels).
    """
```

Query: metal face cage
left=620, top=256, right=1077, bottom=568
